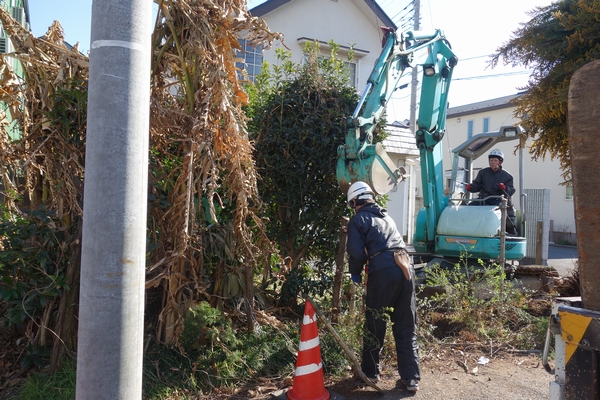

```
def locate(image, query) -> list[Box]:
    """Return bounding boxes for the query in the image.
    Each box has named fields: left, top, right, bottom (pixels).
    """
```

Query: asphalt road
left=547, top=244, right=578, bottom=277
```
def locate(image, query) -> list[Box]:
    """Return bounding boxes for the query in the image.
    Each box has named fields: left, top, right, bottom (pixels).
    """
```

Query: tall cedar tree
left=490, top=0, right=600, bottom=179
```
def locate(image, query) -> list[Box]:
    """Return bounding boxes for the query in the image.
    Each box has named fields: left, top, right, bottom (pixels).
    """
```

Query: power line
left=459, top=55, right=489, bottom=61
left=391, top=0, right=414, bottom=22
left=389, top=70, right=531, bottom=101
left=394, top=8, right=415, bottom=27
left=454, top=71, right=531, bottom=80
left=378, top=0, right=397, bottom=9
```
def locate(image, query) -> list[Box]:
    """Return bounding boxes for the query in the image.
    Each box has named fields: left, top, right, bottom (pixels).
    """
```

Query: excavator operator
left=465, top=149, right=517, bottom=235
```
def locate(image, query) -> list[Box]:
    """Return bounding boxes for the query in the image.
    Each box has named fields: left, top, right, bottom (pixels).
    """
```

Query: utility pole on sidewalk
left=406, top=0, right=421, bottom=245
left=409, top=0, right=420, bottom=135
left=76, top=0, right=152, bottom=398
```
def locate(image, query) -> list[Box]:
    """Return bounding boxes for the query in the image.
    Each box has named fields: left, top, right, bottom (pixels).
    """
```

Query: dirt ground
left=221, top=346, right=554, bottom=400
left=324, top=351, right=552, bottom=400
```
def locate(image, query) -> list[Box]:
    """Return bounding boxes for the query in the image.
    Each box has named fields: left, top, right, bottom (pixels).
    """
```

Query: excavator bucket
left=336, top=142, right=404, bottom=196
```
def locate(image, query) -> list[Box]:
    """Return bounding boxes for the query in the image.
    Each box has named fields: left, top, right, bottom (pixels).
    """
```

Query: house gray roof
left=447, top=93, right=524, bottom=118
left=249, top=0, right=397, bottom=30
left=382, top=122, right=418, bottom=156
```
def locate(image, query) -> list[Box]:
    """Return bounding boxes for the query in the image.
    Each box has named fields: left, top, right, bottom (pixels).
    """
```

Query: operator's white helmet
left=489, top=148, right=504, bottom=162
left=347, top=181, right=374, bottom=203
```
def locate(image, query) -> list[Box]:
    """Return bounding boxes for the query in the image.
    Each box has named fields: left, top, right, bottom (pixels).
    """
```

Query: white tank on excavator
left=436, top=204, right=502, bottom=238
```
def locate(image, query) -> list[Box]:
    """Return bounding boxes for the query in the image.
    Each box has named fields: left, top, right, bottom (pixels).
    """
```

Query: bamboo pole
left=303, top=295, right=384, bottom=393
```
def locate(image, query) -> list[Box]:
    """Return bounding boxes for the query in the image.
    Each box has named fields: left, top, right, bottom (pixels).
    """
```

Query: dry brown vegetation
left=0, top=0, right=283, bottom=369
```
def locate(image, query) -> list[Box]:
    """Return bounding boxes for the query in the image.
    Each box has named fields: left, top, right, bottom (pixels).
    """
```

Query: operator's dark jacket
left=347, top=203, right=405, bottom=274
left=468, top=166, right=515, bottom=205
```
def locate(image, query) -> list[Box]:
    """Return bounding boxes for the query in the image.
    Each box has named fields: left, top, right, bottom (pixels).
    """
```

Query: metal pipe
left=519, top=137, right=525, bottom=236
left=499, top=198, right=507, bottom=266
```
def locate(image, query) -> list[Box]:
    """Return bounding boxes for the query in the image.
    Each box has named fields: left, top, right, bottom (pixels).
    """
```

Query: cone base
left=286, top=387, right=330, bottom=400
left=270, top=388, right=345, bottom=400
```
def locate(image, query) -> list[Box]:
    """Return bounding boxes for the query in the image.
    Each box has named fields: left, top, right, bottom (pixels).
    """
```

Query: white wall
left=257, top=0, right=386, bottom=91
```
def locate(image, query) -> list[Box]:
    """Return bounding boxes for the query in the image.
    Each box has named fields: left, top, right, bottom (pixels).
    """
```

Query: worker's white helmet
left=489, top=148, right=504, bottom=162
left=347, top=181, right=374, bottom=203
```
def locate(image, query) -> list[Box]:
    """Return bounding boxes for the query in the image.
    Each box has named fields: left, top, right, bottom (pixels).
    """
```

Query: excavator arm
left=336, top=28, right=457, bottom=200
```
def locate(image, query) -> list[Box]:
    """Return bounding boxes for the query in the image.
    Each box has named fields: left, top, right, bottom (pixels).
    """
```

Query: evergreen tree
left=490, top=0, right=600, bottom=178
left=246, top=42, right=386, bottom=301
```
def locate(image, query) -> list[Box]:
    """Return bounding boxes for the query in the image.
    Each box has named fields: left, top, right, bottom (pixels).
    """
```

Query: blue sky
left=28, top=0, right=93, bottom=52
left=27, top=0, right=554, bottom=112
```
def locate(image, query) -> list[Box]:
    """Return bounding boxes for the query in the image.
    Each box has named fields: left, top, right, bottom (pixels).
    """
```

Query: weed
left=417, top=259, right=548, bottom=350
left=17, top=361, right=76, bottom=400
left=143, top=302, right=300, bottom=398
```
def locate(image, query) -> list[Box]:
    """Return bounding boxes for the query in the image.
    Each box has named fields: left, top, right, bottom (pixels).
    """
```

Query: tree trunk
left=568, top=60, right=600, bottom=311
left=245, top=262, right=255, bottom=332
left=331, top=217, right=349, bottom=324
left=50, top=226, right=82, bottom=371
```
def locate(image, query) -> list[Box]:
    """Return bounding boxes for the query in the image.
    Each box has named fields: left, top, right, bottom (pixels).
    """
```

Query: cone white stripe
left=299, top=336, right=319, bottom=351
left=303, top=313, right=317, bottom=324
left=295, top=362, right=323, bottom=376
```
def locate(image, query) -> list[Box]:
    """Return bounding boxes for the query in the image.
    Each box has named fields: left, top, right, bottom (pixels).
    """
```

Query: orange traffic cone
left=286, top=301, right=330, bottom=400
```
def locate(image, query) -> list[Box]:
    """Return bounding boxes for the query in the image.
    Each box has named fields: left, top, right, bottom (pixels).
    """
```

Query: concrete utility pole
left=76, top=0, right=152, bottom=399
left=406, top=0, right=420, bottom=244
left=409, top=0, right=420, bottom=135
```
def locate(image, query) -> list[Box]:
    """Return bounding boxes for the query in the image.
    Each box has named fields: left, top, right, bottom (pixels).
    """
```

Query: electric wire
left=390, top=0, right=414, bottom=22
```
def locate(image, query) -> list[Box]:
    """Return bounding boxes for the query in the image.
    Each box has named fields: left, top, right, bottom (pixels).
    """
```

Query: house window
left=483, top=117, right=490, bottom=133
left=566, top=183, right=573, bottom=200
left=235, top=39, right=263, bottom=82
left=467, top=120, right=474, bottom=139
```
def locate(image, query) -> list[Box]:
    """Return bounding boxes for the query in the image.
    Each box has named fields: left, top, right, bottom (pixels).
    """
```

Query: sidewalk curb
left=549, top=243, right=578, bottom=249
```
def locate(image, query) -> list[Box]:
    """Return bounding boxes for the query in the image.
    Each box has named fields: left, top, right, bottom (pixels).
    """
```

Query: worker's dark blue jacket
left=347, top=202, right=405, bottom=275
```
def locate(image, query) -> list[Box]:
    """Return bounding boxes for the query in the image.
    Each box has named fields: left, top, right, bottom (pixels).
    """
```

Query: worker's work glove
left=498, top=183, right=506, bottom=191
left=351, top=274, right=361, bottom=284
left=465, top=184, right=472, bottom=191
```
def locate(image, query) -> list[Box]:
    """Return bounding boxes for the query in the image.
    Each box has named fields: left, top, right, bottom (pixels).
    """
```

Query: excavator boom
left=336, top=28, right=457, bottom=197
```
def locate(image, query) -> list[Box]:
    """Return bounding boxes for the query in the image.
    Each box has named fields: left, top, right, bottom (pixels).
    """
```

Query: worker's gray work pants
left=361, top=265, right=420, bottom=381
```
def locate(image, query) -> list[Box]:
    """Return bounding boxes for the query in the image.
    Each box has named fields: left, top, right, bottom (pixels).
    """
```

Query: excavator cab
left=449, top=125, right=526, bottom=236
left=420, top=125, right=528, bottom=260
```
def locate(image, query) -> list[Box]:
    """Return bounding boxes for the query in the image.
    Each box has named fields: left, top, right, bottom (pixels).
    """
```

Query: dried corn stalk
left=0, top=0, right=282, bottom=349
left=0, top=8, right=90, bottom=368
left=0, top=9, right=89, bottom=217
left=148, top=0, right=282, bottom=342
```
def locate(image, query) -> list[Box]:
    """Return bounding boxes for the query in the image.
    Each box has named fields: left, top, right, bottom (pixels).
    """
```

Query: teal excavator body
left=337, top=27, right=527, bottom=264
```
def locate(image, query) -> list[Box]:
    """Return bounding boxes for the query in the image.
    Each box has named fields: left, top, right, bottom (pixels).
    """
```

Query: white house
left=246, top=0, right=396, bottom=89
left=246, top=0, right=418, bottom=233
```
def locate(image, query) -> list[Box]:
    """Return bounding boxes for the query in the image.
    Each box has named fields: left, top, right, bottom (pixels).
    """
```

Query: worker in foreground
left=345, top=181, right=420, bottom=392
left=465, top=149, right=517, bottom=235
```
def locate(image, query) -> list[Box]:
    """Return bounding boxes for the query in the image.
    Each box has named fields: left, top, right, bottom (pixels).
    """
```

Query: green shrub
left=0, top=206, right=73, bottom=329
